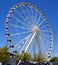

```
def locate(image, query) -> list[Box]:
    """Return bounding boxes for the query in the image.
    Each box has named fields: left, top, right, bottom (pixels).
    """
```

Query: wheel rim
left=5, top=2, right=53, bottom=60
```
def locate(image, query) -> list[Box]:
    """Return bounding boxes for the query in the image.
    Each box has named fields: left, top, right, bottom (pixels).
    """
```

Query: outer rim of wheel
left=5, top=2, right=53, bottom=60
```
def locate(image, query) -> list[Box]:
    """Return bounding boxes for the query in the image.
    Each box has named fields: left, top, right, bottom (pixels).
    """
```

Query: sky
left=0, top=0, right=58, bottom=57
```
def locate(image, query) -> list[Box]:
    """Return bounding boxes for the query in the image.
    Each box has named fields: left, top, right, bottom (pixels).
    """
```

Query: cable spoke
left=17, top=40, right=26, bottom=49
left=25, top=7, right=34, bottom=25
left=20, top=34, right=31, bottom=53
left=15, top=9, right=26, bottom=19
left=35, top=12, right=37, bottom=21
left=15, top=33, right=32, bottom=47
left=36, top=15, right=41, bottom=25
left=42, top=35, right=49, bottom=49
left=32, top=39, right=36, bottom=53
left=39, top=35, right=48, bottom=59
left=26, top=7, right=31, bottom=17
left=30, top=8, right=34, bottom=17
left=11, top=14, right=28, bottom=27
left=41, top=33, right=49, bottom=39
left=39, top=25, right=47, bottom=29
left=38, top=18, right=46, bottom=27
left=25, top=32, right=36, bottom=52
left=33, top=12, right=37, bottom=25
left=9, top=23, right=28, bottom=30
left=20, top=7, right=29, bottom=18
left=27, top=16, right=34, bottom=25
left=24, top=8, right=30, bottom=19
left=39, top=31, right=49, bottom=49
left=15, top=9, right=30, bottom=22
left=39, top=30, right=49, bottom=33
left=16, top=8, right=29, bottom=17
left=10, top=31, right=30, bottom=36
left=15, top=39, right=25, bottom=48
left=35, top=35, right=42, bottom=53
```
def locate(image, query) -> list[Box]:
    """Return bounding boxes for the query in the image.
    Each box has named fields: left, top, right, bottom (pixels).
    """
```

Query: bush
left=50, top=57, right=58, bottom=63
left=0, top=46, right=10, bottom=63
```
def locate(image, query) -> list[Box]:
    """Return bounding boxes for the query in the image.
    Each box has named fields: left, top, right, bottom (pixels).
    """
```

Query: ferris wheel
left=5, top=2, right=53, bottom=61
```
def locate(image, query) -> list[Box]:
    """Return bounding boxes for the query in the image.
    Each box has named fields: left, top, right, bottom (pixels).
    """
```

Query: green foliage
left=15, top=50, right=46, bottom=62
left=15, top=54, right=21, bottom=62
left=31, top=52, right=46, bottom=62
left=21, top=50, right=31, bottom=61
left=50, top=57, right=58, bottom=62
left=0, top=46, right=10, bottom=63
left=37, top=52, right=46, bottom=62
left=15, top=50, right=31, bottom=61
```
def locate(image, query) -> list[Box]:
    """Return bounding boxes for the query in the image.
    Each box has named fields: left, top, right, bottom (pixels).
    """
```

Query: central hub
left=30, top=25, right=39, bottom=33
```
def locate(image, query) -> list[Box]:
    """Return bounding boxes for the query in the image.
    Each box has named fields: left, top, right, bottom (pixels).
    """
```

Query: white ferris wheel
left=5, top=2, right=53, bottom=61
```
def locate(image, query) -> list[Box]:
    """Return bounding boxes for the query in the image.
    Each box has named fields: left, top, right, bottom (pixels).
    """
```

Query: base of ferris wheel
left=8, top=57, right=51, bottom=65
left=8, top=51, right=51, bottom=65
left=17, top=59, right=52, bottom=65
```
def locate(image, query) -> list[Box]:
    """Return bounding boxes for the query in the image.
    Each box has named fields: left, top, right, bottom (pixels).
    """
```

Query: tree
left=37, top=52, right=46, bottom=62
left=31, top=52, right=38, bottom=62
left=15, top=50, right=31, bottom=61
left=0, top=46, right=10, bottom=63
left=31, top=52, right=46, bottom=62
left=15, top=50, right=46, bottom=62
left=50, top=57, right=58, bottom=62
left=15, top=54, right=21, bottom=62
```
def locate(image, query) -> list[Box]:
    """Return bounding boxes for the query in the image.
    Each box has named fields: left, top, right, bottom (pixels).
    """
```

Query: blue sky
left=0, top=0, right=58, bottom=57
